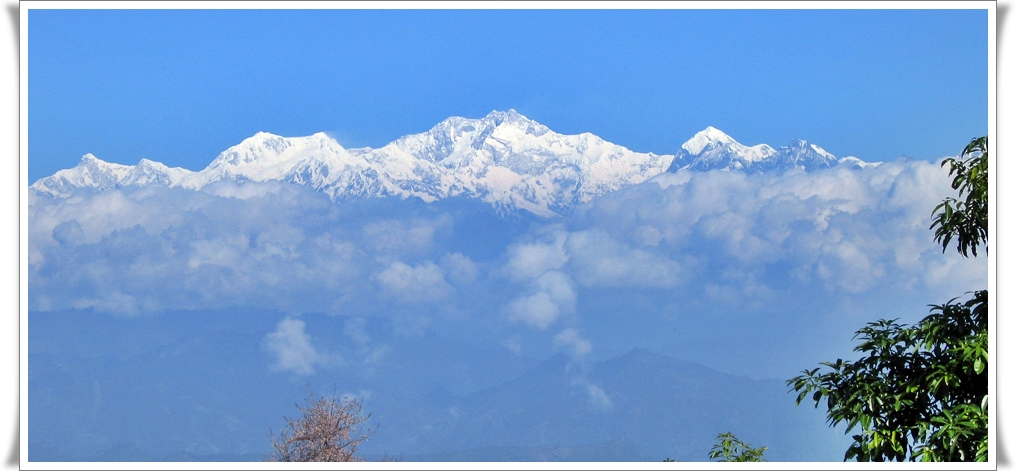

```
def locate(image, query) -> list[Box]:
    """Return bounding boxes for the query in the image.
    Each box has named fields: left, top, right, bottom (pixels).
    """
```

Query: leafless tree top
left=268, top=388, right=375, bottom=462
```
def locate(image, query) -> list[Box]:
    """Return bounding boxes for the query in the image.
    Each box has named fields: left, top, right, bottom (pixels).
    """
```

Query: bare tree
left=268, top=387, right=376, bottom=462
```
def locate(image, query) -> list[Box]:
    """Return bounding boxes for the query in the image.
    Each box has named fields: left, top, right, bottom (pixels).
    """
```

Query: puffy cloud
left=634, top=225, right=663, bottom=247
left=503, top=231, right=569, bottom=282
left=374, top=261, right=454, bottom=303
left=533, top=271, right=577, bottom=309
left=574, top=161, right=984, bottom=297
left=553, top=328, right=592, bottom=357
left=505, top=270, right=576, bottom=330
left=187, top=235, right=247, bottom=270
left=440, top=252, right=478, bottom=284
left=28, top=184, right=459, bottom=313
left=263, top=317, right=331, bottom=375
left=506, top=291, right=562, bottom=330
left=815, top=236, right=885, bottom=294
left=363, top=219, right=437, bottom=255
left=564, top=229, right=684, bottom=288
left=583, top=383, right=613, bottom=410
left=251, top=225, right=306, bottom=261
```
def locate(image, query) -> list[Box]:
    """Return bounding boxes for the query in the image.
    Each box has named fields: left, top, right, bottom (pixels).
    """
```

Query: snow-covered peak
left=668, top=129, right=876, bottom=174
left=480, top=108, right=535, bottom=127
left=75, top=154, right=133, bottom=181
left=671, top=127, right=777, bottom=172
left=78, top=153, right=131, bottom=172
left=838, top=156, right=881, bottom=170
left=30, top=154, right=134, bottom=197
left=384, top=110, right=555, bottom=166
left=786, top=139, right=832, bottom=157
left=467, top=109, right=553, bottom=142
left=207, top=132, right=291, bottom=168
left=121, top=158, right=195, bottom=187
left=193, top=131, right=354, bottom=186
left=681, top=126, right=736, bottom=155
left=130, top=159, right=169, bottom=177
left=776, top=138, right=838, bottom=170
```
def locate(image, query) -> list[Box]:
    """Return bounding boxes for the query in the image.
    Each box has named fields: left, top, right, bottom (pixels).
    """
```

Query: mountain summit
left=31, top=111, right=875, bottom=216
left=666, top=128, right=872, bottom=173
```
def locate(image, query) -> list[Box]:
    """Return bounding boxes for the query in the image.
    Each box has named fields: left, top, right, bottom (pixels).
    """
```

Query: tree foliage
left=707, top=432, right=767, bottom=462
left=788, top=291, right=986, bottom=461
left=268, top=388, right=375, bottom=462
left=788, top=136, right=988, bottom=462
left=931, top=136, right=988, bottom=257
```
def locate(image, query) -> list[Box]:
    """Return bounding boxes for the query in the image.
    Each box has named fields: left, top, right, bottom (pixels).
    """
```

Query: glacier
left=30, top=110, right=876, bottom=216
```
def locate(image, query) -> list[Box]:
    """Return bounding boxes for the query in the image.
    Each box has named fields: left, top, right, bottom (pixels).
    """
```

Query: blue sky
left=28, top=8, right=988, bottom=182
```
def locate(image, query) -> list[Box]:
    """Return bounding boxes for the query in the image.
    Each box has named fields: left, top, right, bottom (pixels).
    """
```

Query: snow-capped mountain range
left=666, top=125, right=873, bottom=173
left=31, top=110, right=876, bottom=216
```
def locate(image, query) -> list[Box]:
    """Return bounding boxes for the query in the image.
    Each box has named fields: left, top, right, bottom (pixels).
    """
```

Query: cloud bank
left=29, top=162, right=986, bottom=351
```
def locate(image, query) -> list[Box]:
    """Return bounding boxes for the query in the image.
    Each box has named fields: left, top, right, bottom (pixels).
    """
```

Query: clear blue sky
left=27, top=8, right=988, bottom=182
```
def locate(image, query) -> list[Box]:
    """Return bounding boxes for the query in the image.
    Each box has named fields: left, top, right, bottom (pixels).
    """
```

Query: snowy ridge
left=30, top=111, right=876, bottom=216
left=32, top=154, right=137, bottom=196
left=667, top=128, right=862, bottom=173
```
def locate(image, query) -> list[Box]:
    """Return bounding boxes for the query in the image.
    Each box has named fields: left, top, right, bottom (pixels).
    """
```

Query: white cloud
left=533, top=271, right=576, bottom=310
left=503, top=231, right=569, bottom=282
left=923, top=255, right=988, bottom=296
left=362, top=216, right=450, bottom=257
left=263, top=317, right=329, bottom=376
left=187, top=236, right=247, bottom=270
left=634, top=225, right=662, bottom=247
left=584, top=383, right=613, bottom=410
left=440, top=252, right=478, bottom=284
left=374, top=260, right=454, bottom=302
left=251, top=225, right=305, bottom=261
left=565, top=377, right=612, bottom=410
left=815, top=237, right=885, bottom=293
left=505, top=270, right=576, bottom=330
left=554, top=328, right=592, bottom=357
left=506, top=291, right=561, bottom=330
left=578, top=160, right=985, bottom=297
left=564, top=230, right=684, bottom=288
left=28, top=184, right=366, bottom=313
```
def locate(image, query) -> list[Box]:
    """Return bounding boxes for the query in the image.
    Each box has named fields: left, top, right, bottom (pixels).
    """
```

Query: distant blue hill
left=28, top=309, right=850, bottom=462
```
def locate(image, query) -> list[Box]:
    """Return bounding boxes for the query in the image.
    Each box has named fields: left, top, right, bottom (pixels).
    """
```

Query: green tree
left=931, top=136, right=988, bottom=257
left=708, top=432, right=767, bottom=462
left=788, top=137, right=988, bottom=462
